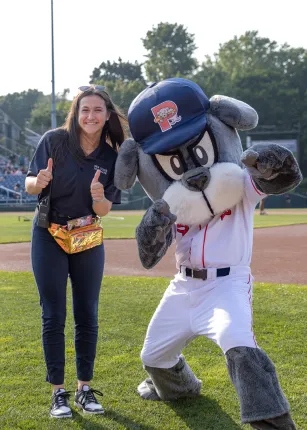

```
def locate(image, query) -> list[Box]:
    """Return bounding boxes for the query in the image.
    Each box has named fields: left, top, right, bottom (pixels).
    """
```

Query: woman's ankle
left=53, top=384, right=65, bottom=392
left=77, top=380, right=91, bottom=391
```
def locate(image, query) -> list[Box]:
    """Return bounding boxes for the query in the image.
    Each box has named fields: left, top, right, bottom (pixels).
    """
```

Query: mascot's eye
left=192, top=131, right=216, bottom=167
left=154, top=154, right=184, bottom=180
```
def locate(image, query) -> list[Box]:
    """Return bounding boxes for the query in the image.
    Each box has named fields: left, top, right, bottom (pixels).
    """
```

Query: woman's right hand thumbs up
left=36, top=158, right=53, bottom=189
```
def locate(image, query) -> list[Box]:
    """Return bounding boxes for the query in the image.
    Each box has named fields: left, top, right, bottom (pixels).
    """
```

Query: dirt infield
left=0, top=224, right=306, bottom=285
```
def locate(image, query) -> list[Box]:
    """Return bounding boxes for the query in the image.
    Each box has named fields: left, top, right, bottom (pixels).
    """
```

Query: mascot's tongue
left=163, top=162, right=245, bottom=225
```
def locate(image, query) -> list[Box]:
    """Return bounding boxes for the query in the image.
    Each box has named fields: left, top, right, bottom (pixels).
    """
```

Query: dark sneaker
left=50, top=388, right=72, bottom=418
left=74, top=385, right=104, bottom=414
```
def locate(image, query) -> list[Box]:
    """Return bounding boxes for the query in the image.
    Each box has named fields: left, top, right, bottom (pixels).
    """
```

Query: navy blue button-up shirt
left=27, top=129, right=121, bottom=219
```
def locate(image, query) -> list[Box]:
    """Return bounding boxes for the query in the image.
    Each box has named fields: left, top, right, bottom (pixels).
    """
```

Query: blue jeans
left=31, top=217, right=104, bottom=385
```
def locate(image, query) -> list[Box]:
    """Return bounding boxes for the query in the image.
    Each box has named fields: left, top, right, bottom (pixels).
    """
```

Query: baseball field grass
left=0, top=209, right=306, bottom=244
left=0, top=272, right=306, bottom=429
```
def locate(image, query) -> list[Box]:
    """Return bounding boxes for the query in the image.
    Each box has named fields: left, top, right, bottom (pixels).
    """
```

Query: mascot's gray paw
left=241, top=143, right=300, bottom=181
left=137, top=378, right=161, bottom=401
left=241, top=143, right=302, bottom=194
left=250, top=412, right=297, bottom=430
left=136, top=199, right=177, bottom=269
left=137, top=199, right=177, bottom=248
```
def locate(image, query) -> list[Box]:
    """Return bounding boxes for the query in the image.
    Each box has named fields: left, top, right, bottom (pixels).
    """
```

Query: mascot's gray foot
left=137, top=378, right=161, bottom=401
left=143, top=355, right=202, bottom=401
left=226, top=347, right=291, bottom=424
left=250, top=412, right=297, bottom=429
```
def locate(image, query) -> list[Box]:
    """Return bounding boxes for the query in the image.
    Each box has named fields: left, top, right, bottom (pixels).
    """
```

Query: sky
left=1, top=0, right=307, bottom=98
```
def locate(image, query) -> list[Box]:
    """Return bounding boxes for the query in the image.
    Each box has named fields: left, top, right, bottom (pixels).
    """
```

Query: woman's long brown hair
left=53, top=87, right=128, bottom=165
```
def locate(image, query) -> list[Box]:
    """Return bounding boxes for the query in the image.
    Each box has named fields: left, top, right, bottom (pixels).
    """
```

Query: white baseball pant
left=141, top=266, right=257, bottom=368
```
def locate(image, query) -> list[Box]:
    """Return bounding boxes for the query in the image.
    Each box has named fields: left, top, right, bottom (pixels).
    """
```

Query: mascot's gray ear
left=209, top=95, right=258, bottom=130
left=114, top=138, right=139, bottom=190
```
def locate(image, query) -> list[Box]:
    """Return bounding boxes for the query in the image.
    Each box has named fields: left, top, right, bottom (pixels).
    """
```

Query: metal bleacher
left=0, top=174, right=37, bottom=207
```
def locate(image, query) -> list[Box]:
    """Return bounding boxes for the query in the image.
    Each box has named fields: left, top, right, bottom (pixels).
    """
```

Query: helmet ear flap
left=114, top=139, right=139, bottom=190
left=209, top=95, right=258, bottom=130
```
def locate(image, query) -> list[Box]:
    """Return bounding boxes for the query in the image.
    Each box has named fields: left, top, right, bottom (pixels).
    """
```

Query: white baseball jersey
left=174, top=169, right=266, bottom=270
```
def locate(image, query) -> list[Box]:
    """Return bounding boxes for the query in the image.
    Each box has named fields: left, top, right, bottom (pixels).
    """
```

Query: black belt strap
left=181, top=267, right=230, bottom=280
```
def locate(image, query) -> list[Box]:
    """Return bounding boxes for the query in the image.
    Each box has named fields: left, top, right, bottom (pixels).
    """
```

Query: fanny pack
left=37, top=176, right=103, bottom=254
left=48, top=218, right=103, bottom=254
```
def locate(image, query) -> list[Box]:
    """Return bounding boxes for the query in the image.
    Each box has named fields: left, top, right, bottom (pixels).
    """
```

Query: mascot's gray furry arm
left=211, top=96, right=302, bottom=195
left=242, top=143, right=302, bottom=194
left=115, top=139, right=177, bottom=269
left=114, top=79, right=301, bottom=430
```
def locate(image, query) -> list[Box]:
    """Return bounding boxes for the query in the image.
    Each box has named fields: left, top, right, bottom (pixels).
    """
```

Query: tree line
left=1, top=23, right=306, bottom=177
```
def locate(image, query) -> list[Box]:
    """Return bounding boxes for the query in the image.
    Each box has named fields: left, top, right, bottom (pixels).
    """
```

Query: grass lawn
left=253, top=213, right=307, bottom=228
left=0, top=210, right=306, bottom=244
left=0, top=273, right=306, bottom=429
left=0, top=212, right=143, bottom=243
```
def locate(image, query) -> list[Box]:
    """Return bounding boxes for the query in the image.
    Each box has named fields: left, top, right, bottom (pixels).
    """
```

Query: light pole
left=51, top=0, right=57, bottom=129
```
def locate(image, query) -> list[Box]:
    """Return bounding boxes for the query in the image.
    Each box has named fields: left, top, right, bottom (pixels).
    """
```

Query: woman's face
left=78, top=95, right=110, bottom=135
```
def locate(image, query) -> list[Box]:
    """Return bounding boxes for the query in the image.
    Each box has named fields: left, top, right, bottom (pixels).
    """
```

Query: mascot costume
left=114, top=78, right=302, bottom=429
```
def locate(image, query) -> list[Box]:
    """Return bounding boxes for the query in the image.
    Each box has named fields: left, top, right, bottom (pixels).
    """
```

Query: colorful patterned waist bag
left=48, top=217, right=103, bottom=254
left=38, top=177, right=103, bottom=254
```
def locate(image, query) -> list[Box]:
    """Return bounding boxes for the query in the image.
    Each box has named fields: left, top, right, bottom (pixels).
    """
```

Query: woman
left=25, top=85, right=128, bottom=418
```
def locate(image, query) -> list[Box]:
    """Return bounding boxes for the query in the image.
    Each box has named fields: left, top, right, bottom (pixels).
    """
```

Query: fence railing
left=0, top=185, right=23, bottom=203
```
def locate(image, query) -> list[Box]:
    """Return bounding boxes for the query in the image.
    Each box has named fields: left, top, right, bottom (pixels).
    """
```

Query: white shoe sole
left=74, top=401, right=105, bottom=414
left=50, top=412, right=72, bottom=418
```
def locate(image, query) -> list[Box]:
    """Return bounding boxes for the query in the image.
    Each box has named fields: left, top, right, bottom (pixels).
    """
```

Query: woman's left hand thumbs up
left=91, top=170, right=105, bottom=202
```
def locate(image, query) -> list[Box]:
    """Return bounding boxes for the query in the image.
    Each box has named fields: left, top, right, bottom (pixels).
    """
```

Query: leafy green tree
left=194, top=31, right=307, bottom=173
left=90, top=58, right=145, bottom=84
left=142, top=22, right=198, bottom=82
left=0, top=89, right=43, bottom=128
left=89, top=57, right=147, bottom=113
left=193, top=56, right=231, bottom=98
left=29, top=89, right=71, bottom=133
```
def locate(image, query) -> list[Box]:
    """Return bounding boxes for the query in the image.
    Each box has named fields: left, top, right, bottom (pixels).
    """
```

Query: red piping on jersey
left=202, top=224, right=209, bottom=268
left=250, top=176, right=264, bottom=196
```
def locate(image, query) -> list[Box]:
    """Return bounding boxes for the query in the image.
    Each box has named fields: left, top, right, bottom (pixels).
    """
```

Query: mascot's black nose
left=184, top=167, right=211, bottom=191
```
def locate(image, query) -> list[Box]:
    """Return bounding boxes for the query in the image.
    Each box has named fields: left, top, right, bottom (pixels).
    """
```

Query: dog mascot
left=114, top=78, right=302, bottom=429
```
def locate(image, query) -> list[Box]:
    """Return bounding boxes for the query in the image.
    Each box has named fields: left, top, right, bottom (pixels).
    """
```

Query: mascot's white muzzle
left=162, top=162, right=245, bottom=225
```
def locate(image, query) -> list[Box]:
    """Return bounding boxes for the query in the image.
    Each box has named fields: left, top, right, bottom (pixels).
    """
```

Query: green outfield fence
left=0, top=180, right=306, bottom=212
